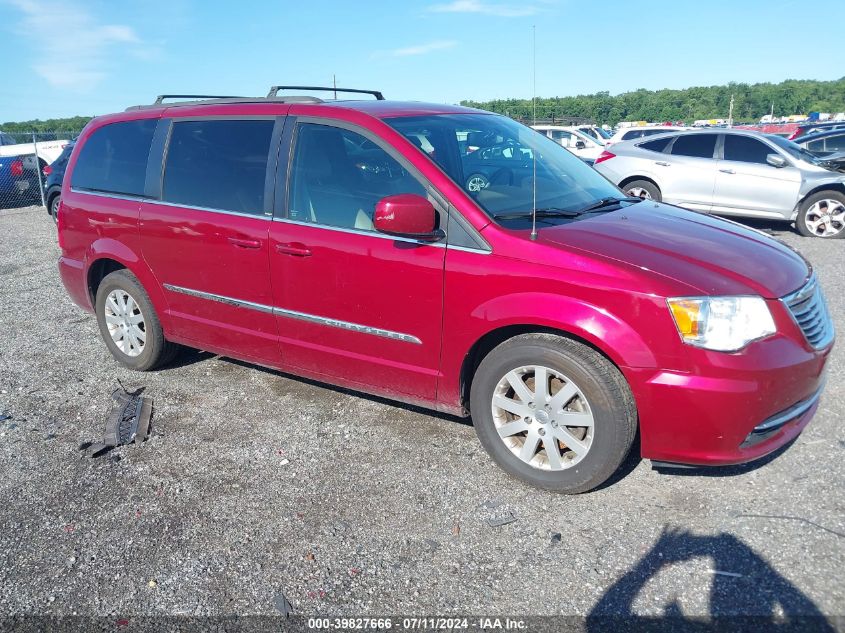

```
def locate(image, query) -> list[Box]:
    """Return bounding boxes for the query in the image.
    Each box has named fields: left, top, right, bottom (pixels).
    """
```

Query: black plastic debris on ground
left=80, top=385, right=152, bottom=458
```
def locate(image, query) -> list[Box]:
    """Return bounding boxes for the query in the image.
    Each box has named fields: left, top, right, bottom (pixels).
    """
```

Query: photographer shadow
left=587, top=528, right=835, bottom=632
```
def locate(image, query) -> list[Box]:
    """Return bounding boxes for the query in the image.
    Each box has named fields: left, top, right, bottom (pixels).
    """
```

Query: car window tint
left=670, top=134, right=716, bottom=158
left=723, top=135, right=772, bottom=164
left=621, top=130, right=643, bottom=140
left=71, top=120, right=156, bottom=196
left=806, top=139, right=825, bottom=151
left=641, top=129, right=668, bottom=137
left=639, top=137, right=672, bottom=152
left=288, top=123, right=426, bottom=231
left=825, top=134, right=845, bottom=151
left=162, top=119, right=274, bottom=215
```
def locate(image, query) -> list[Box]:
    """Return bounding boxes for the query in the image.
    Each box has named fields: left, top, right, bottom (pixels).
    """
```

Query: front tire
left=95, top=270, right=178, bottom=371
left=623, top=179, right=661, bottom=202
left=469, top=333, right=636, bottom=493
left=796, top=191, right=845, bottom=238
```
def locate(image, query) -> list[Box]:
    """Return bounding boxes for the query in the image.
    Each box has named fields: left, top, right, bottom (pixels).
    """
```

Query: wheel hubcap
left=104, top=289, right=146, bottom=357
left=805, top=199, right=845, bottom=237
left=626, top=186, right=652, bottom=200
left=491, top=365, right=594, bottom=471
left=467, top=176, right=488, bottom=192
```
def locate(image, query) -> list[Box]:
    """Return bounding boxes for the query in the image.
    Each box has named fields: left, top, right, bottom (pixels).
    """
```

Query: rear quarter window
left=71, top=120, right=156, bottom=196
left=638, top=137, right=672, bottom=152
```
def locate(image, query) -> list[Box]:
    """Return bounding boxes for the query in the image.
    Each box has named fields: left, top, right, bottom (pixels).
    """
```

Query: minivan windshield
left=385, top=113, right=628, bottom=226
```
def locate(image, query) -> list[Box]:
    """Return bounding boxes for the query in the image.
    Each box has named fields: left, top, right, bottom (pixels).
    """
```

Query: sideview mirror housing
left=575, top=140, right=586, bottom=150
left=766, top=153, right=787, bottom=168
left=373, top=194, right=444, bottom=242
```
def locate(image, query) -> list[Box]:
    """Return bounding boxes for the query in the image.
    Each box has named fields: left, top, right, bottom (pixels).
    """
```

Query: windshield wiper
left=493, top=207, right=581, bottom=220
left=574, top=196, right=642, bottom=214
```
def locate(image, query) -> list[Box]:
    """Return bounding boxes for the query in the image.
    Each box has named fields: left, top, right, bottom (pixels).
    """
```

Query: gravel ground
left=0, top=205, right=842, bottom=623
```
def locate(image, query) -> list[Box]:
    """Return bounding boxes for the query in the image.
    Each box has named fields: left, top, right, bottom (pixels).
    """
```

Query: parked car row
left=593, top=128, right=845, bottom=238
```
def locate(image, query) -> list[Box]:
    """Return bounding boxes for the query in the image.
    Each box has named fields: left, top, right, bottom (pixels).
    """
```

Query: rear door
left=658, top=133, right=719, bottom=210
left=268, top=118, right=446, bottom=401
left=712, top=134, right=801, bottom=218
left=139, top=116, right=285, bottom=363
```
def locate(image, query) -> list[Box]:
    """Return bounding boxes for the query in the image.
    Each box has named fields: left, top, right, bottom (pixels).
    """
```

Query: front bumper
left=622, top=334, right=832, bottom=466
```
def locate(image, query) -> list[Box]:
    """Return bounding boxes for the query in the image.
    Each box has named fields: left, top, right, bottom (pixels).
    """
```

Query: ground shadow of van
left=587, top=528, right=837, bottom=632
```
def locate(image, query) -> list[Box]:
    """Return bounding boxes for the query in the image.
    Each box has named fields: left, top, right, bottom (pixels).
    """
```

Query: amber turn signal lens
left=668, top=299, right=702, bottom=337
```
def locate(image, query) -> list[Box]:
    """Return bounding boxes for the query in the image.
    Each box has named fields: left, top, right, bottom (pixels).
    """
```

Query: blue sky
left=1, top=0, right=843, bottom=122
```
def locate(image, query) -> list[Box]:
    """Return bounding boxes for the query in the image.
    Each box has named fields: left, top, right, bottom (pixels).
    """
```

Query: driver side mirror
left=766, top=153, right=787, bottom=168
left=575, top=140, right=586, bottom=150
left=373, top=194, right=444, bottom=242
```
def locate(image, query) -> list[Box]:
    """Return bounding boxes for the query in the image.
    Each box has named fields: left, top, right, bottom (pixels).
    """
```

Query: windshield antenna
left=530, top=24, right=538, bottom=241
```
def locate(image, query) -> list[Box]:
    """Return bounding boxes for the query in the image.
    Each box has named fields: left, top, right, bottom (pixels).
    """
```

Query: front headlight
left=667, top=296, right=776, bottom=352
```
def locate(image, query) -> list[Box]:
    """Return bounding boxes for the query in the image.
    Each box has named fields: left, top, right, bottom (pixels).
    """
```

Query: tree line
left=461, top=77, right=845, bottom=125
left=3, top=78, right=844, bottom=131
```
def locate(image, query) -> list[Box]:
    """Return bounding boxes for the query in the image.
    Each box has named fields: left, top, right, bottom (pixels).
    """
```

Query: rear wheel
left=469, top=333, right=637, bottom=493
left=49, top=193, right=60, bottom=223
left=623, top=179, right=661, bottom=201
left=466, top=173, right=489, bottom=192
left=95, top=270, right=178, bottom=371
left=796, top=191, right=845, bottom=238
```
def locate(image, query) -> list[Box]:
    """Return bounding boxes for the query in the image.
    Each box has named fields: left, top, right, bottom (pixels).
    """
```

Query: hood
left=537, top=203, right=810, bottom=299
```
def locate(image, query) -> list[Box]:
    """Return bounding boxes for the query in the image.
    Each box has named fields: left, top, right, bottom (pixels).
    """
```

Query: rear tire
left=48, top=193, right=60, bottom=223
left=469, top=333, right=637, bottom=493
left=796, top=191, right=845, bottom=238
left=623, top=179, right=661, bottom=202
left=95, top=270, right=179, bottom=371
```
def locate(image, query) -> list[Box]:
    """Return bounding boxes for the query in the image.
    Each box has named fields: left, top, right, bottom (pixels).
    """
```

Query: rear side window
left=639, top=137, right=672, bottom=152
left=806, top=138, right=825, bottom=151
left=825, top=134, right=845, bottom=151
left=621, top=130, right=644, bottom=140
left=71, top=120, right=156, bottom=196
left=723, top=135, right=772, bottom=164
left=162, top=119, right=275, bottom=215
left=670, top=134, right=716, bottom=158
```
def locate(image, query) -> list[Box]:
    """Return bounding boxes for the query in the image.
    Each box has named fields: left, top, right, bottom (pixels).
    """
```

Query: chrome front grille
left=782, top=277, right=834, bottom=350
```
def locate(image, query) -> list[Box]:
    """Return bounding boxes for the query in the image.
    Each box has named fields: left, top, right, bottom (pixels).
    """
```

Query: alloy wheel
left=491, top=365, right=594, bottom=471
left=804, top=199, right=845, bottom=237
left=626, top=186, right=652, bottom=200
left=104, top=289, right=146, bottom=357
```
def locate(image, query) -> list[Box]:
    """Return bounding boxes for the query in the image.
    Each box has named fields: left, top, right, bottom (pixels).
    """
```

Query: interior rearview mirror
left=373, top=194, right=444, bottom=242
left=766, top=153, right=787, bottom=168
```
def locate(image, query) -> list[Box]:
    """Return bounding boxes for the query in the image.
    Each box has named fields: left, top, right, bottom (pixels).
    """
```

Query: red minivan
left=57, top=89, right=834, bottom=493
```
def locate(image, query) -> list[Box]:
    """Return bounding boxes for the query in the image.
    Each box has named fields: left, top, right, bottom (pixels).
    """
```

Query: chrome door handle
left=655, top=161, right=671, bottom=166
left=719, top=168, right=736, bottom=174
left=275, top=242, right=312, bottom=257
left=227, top=236, right=262, bottom=249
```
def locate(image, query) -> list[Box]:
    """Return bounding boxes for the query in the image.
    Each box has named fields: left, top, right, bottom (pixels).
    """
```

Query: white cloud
left=428, top=0, right=542, bottom=17
left=390, top=40, right=458, bottom=57
left=371, top=40, right=458, bottom=59
left=6, top=0, right=151, bottom=90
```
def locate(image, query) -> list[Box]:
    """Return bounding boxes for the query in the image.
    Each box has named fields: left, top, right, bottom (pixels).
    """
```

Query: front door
left=269, top=120, right=446, bottom=400
left=139, top=117, right=283, bottom=364
left=711, top=134, right=802, bottom=217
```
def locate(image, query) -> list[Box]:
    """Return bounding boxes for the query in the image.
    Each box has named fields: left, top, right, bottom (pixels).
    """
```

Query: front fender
left=470, top=291, right=658, bottom=369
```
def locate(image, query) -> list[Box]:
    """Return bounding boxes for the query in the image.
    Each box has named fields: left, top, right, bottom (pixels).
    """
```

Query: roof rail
left=154, top=94, right=245, bottom=104
left=267, top=85, right=384, bottom=100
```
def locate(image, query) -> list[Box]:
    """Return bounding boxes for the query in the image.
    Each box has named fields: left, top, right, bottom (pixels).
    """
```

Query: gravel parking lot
left=0, top=205, right=842, bottom=623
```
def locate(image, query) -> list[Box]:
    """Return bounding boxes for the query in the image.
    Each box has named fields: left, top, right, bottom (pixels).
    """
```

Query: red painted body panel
left=56, top=98, right=834, bottom=469
left=268, top=221, right=445, bottom=400
left=138, top=202, right=279, bottom=364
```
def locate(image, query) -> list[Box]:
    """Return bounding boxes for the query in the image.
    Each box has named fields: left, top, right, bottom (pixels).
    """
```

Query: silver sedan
left=594, top=129, right=845, bottom=238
